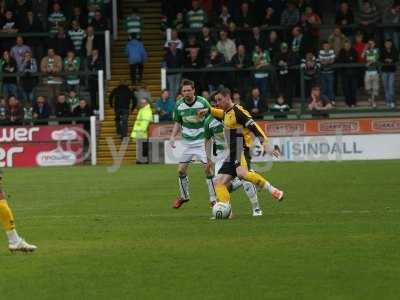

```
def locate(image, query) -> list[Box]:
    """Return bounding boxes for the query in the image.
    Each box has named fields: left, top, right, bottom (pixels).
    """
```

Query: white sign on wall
left=164, top=134, right=400, bottom=163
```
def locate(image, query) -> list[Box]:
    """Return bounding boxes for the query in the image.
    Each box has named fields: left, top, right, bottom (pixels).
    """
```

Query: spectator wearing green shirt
left=63, top=50, right=81, bottom=92
left=125, top=8, right=142, bottom=40
left=361, top=39, right=380, bottom=108
left=186, top=0, right=208, bottom=29
left=48, top=3, right=66, bottom=34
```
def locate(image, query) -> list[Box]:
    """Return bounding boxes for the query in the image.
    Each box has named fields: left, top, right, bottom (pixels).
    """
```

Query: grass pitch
left=0, top=161, right=399, bottom=300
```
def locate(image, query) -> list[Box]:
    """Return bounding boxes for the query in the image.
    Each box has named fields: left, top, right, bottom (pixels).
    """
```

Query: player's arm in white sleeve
left=169, top=122, right=181, bottom=149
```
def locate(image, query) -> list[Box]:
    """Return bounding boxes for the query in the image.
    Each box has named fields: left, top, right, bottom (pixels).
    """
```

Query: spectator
left=335, top=2, right=354, bottom=36
left=47, top=25, right=74, bottom=58
left=135, top=85, right=152, bottom=103
left=280, top=1, right=300, bottom=27
left=68, top=20, right=86, bottom=55
left=40, top=48, right=62, bottom=82
left=0, top=50, right=18, bottom=99
left=164, top=29, right=183, bottom=49
left=130, top=98, right=153, bottom=164
left=354, top=32, right=367, bottom=88
left=126, top=35, right=148, bottom=85
left=302, top=6, right=321, bottom=48
left=383, top=4, right=400, bottom=50
left=0, top=97, right=7, bottom=121
left=156, top=89, right=175, bottom=122
left=12, top=0, right=30, bottom=25
left=183, top=35, right=201, bottom=60
left=109, top=80, right=137, bottom=138
left=19, top=51, right=38, bottom=105
left=172, top=12, right=184, bottom=31
left=31, top=0, right=48, bottom=29
left=227, top=21, right=242, bottom=46
left=237, top=2, right=254, bottom=28
left=245, top=87, right=266, bottom=119
left=301, top=52, right=320, bottom=97
left=21, top=10, right=44, bottom=32
left=328, top=26, right=347, bottom=55
left=82, top=26, right=103, bottom=57
left=261, top=7, right=280, bottom=28
left=125, top=8, right=142, bottom=40
left=232, top=89, right=242, bottom=105
left=87, top=0, right=106, bottom=23
left=318, top=41, right=336, bottom=104
left=204, top=46, right=225, bottom=92
left=7, top=96, right=23, bottom=124
left=201, top=90, right=210, bottom=100
left=183, top=48, right=203, bottom=90
left=218, top=4, right=232, bottom=27
left=87, top=48, right=104, bottom=109
left=248, top=26, right=267, bottom=51
left=199, top=26, right=215, bottom=57
left=67, top=89, right=80, bottom=112
left=54, top=93, right=71, bottom=118
left=380, top=39, right=398, bottom=108
left=308, top=86, right=333, bottom=112
left=73, top=99, right=91, bottom=117
left=90, top=10, right=109, bottom=31
left=274, top=42, right=296, bottom=107
left=186, top=0, right=207, bottom=29
left=231, top=44, right=252, bottom=96
left=358, top=0, right=380, bottom=40
left=291, top=26, right=308, bottom=59
left=63, top=50, right=81, bottom=92
left=33, top=95, right=51, bottom=119
left=71, top=6, right=88, bottom=30
left=47, top=2, right=66, bottom=34
left=270, top=94, right=290, bottom=119
left=265, top=30, right=280, bottom=60
left=0, top=10, right=19, bottom=33
left=362, top=39, right=380, bottom=108
left=11, top=36, right=32, bottom=70
left=164, top=41, right=184, bottom=99
left=252, top=45, right=271, bottom=98
left=216, top=29, right=236, bottom=63
left=338, top=39, right=358, bottom=107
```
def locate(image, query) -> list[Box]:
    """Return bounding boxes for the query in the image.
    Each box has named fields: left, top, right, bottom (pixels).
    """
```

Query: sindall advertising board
left=0, top=125, right=84, bottom=167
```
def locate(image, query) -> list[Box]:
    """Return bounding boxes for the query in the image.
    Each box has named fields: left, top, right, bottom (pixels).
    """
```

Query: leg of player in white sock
left=242, top=181, right=260, bottom=211
left=230, top=177, right=243, bottom=191
left=206, top=176, right=217, bottom=204
left=178, top=174, right=190, bottom=201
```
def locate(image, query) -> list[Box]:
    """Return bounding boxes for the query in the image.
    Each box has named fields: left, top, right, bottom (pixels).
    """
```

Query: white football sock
left=6, top=229, right=21, bottom=245
left=243, top=181, right=260, bottom=210
left=230, top=177, right=243, bottom=191
left=206, top=177, right=216, bottom=202
left=264, top=182, right=274, bottom=194
left=178, top=175, right=190, bottom=200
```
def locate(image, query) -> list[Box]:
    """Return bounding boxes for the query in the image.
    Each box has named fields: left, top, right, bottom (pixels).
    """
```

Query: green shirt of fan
left=125, top=15, right=142, bottom=36
left=63, top=57, right=81, bottom=85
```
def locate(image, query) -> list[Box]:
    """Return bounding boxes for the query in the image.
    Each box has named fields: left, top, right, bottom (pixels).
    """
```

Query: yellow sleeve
left=210, top=107, right=225, bottom=120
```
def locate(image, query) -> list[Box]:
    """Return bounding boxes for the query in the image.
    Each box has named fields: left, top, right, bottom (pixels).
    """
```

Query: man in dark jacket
left=164, top=41, right=184, bottom=99
left=338, top=40, right=359, bottom=107
left=381, top=39, right=398, bottom=108
left=245, top=87, right=266, bottom=119
left=54, top=94, right=71, bottom=122
left=109, top=80, right=137, bottom=138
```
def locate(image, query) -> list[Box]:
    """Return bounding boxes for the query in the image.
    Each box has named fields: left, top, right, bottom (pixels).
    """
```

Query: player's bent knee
left=236, top=167, right=248, bottom=179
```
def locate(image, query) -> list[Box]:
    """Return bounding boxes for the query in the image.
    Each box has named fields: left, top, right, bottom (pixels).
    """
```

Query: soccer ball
left=212, top=202, right=232, bottom=219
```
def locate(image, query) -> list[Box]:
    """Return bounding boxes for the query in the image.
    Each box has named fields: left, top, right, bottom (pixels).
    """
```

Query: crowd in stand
left=0, top=0, right=111, bottom=124
left=160, top=0, right=400, bottom=120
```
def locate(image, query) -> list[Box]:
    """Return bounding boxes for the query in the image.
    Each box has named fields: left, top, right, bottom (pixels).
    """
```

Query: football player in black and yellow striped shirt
left=0, top=170, right=37, bottom=252
left=199, top=88, right=284, bottom=204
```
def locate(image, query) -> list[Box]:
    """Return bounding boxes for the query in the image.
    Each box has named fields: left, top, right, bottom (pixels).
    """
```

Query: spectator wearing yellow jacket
left=131, top=98, right=153, bottom=163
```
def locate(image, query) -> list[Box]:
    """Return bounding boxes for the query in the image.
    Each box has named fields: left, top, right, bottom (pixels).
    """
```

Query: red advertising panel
left=149, top=117, right=400, bottom=139
left=0, top=125, right=84, bottom=167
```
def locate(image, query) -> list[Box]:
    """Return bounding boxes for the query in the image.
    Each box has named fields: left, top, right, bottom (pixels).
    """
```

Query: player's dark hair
left=180, top=79, right=195, bottom=89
